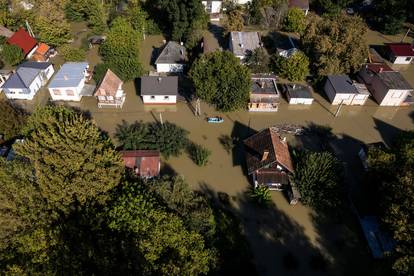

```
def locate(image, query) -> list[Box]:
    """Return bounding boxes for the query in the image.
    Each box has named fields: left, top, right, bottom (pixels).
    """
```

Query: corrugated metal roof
left=48, top=62, right=88, bottom=88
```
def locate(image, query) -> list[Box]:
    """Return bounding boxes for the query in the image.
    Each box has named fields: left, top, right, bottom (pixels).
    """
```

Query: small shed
left=324, top=75, right=369, bottom=105
left=283, top=83, right=313, bottom=105
left=140, top=76, right=178, bottom=105
left=120, top=150, right=160, bottom=178
left=386, top=43, right=414, bottom=65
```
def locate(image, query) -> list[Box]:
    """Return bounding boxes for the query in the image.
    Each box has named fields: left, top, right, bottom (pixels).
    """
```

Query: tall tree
left=302, top=14, right=368, bottom=76
left=224, top=9, right=244, bottom=32
left=0, top=99, right=27, bottom=141
left=15, top=105, right=123, bottom=214
left=374, top=0, right=408, bottom=35
left=190, top=51, right=251, bottom=112
left=245, top=47, right=270, bottom=73
left=284, top=7, right=307, bottom=34
left=271, top=51, right=309, bottom=81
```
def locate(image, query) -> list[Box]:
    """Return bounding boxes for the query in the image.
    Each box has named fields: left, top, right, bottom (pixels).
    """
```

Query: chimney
left=282, top=137, right=287, bottom=142
left=261, top=150, right=269, bottom=161
left=180, top=41, right=184, bottom=46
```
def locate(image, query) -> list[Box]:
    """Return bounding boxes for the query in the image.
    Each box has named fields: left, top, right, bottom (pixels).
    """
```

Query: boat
left=207, top=116, right=224, bottom=123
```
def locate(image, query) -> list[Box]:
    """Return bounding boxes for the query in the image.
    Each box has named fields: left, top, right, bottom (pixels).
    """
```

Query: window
left=53, top=89, right=61, bottom=95
left=66, top=90, right=74, bottom=96
left=405, top=57, right=412, bottom=62
left=98, top=96, right=106, bottom=101
left=150, top=96, right=155, bottom=99
left=107, top=96, right=114, bottom=101
left=164, top=96, right=169, bottom=100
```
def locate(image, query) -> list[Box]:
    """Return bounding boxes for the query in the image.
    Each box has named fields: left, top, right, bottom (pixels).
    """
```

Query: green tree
left=374, top=0, right=407, bottom=35
left=15, top=105, right=123, bottom=214
left=58, top=44, right=86, bottom=62
left=65, top=0, right=107, bottom=34
left=100, top=17, right=143, bottom=81
left=249, top=186, right=272, bottom=207
left=115, top=120, right=150, bottom=150
left=0, top=99, right=27, bottom=141
left=190, top=51, right=251, bottom=112
left=224, top=9, right=244, bottom=32
left=302, top=14, right=368, bottom=76
left=2, top=44, right=24, bottom=65
left=147, top=122, right=189, bottom=158
left=188, top=143, right=211, bottom=166
left=293, top=151, right=344, bottom=211
left=245, top=47, right=270, bottom=73
left=106, top=180, right=215, bottom=275
left=151, top=0, right=208, bottom=42
left=271, top=51, right=309, bottom=81
left=284, top=8, right=306, bottom=33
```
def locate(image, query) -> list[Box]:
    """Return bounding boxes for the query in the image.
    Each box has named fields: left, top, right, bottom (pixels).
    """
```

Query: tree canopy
left=284, top=7, right=307, bottom=34
left=293, top=151, right=344, bottom=211
left=271, top=51, right=309, bottom=81
left=58, top=44, right=86, bottom=62
left=190, top=51, right=251, bottom=112
left=224, top=9, right=244, bottom=32
left=149, top=0, right=208, bottom=42
left=99, top=17, right=144, bottom=81
left=373, top=0, right=411, bottom=35
left=64, top=0, right=107, bottom=34
left=302, top=14, right=368, bottom=76
left=15, top=105, right=123, bottom=215
left=0, top=99, right=26, bottom=141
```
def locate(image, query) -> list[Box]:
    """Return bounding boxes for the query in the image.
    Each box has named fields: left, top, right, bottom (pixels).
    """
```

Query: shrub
left=284, top=8, right=306, bottom=34
left=249, top=186, right=272, bottom=207
left=189, top=143, right=211, bottom=166
left=2, top=44, right=24, bottom=66
left=271, top=51, right=309, bottom=81
left=59, top=44, right=86, bottom=62
left=148, top=122, right=189, bottom=159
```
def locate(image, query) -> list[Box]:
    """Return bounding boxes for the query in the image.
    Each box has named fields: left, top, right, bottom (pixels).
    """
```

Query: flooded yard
left=3, top=26, right=413, bottom=276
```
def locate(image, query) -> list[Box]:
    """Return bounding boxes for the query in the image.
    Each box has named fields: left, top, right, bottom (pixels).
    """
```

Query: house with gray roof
left=229, top=31, right=261, bottom=61
left=140, top=76, right=177, bottom=105
left=283, top=83, right=314, bottom=105
left=1, top=61, right=54, bottom=100
left=48, top=62, right=90, bottom=102
left=358, top=63, right=413, bottom=106
left=324, top=74, right=369, bottom=105
left=155, top=41, right=187, bottom=73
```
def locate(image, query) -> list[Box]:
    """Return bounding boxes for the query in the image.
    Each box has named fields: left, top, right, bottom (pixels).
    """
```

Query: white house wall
left=142, top=95, right=177, bottom=104
left=49, top=82, right=84, bottom=102
left=380, top=89, right=410, bottom=106
left=156, top=63, right=184, bottom=73
left=392, top=56, right=413, bottom=65
left=288, top=97, right=313, bottom=105
left=202, top=1, right=222, bottom=13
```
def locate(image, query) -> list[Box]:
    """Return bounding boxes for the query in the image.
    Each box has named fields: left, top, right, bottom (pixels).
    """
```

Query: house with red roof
left=386, top=43, right=414, bottom=64
left=120, top=150, right=161, bottom=178
left=244, top=128, right=294, bottom=191
left=6, top=28, right=37, bottom=58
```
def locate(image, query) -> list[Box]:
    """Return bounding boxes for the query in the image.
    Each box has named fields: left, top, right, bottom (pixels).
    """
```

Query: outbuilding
left=324, top=75, right=369, bottom=105
left=283, top=83, right=314, bottom=105
left=386, top=43, right=414, bottom=65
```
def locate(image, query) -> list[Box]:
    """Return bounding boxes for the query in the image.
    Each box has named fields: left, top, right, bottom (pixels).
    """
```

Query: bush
left=148, top=122, right=189, bottom=159
left=284, top=8, right=306, bottom=33
left=59, top=44, right=86, bottom=62
left=189, top=143, right=211, bottom=166
left=2, top=44, right=24, bottom=66
left=271, top=51, right=309, bottom=81
left=249, top=186, right=272, bottom=207
left=0, top=99, right=27, bottom=141
left=115, top=120, right=150, bottom=150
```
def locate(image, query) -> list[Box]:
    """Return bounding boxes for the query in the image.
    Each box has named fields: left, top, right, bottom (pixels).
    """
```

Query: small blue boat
left=207, top=116, right=224, bottom=123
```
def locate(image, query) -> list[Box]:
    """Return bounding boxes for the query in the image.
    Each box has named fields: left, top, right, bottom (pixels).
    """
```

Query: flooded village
left=1, top=1, right=414, bottom=276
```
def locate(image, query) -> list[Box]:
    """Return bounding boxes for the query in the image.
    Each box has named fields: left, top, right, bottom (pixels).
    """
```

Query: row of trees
left=367, top=131, right=414, bottom=275
left=0, top=105, right=254, bottom=274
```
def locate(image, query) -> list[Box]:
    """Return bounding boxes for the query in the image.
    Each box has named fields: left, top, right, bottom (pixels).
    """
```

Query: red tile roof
left=387, top=43, right=414, bottom=57
left=244, top=128, right=294, bottom=174
left=7, top=28, right=37, bottom=55
left=120, top=150, right=160, bottom=178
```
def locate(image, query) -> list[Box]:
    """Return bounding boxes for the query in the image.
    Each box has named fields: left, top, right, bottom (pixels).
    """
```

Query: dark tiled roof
left=140, top=76, right=178, bottom=96
left=326, top=75, right=358, bottom=94
left=244, top=128, right=293, bottom=175
left=377, top=71, right=413, bottom=90
left=17, top=61, right=51, bottom=70
left=155, top=41, right=187, bottom=64
left=284, top=83, right=313, bottom=98
left=256, top=169, right=289, bottom=185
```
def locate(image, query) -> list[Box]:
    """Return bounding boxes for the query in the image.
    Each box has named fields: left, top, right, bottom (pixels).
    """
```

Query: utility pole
left=334, top=100, right=344, bottom=117
left=159, top=113, right=163, bottom=125
left=401, top=28, right=411, bottom=43
left=195, top=98, right=201, bottom=117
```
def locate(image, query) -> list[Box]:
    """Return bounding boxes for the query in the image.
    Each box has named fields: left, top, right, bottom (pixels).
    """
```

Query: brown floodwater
left=3, top=26, right=413, bottom=276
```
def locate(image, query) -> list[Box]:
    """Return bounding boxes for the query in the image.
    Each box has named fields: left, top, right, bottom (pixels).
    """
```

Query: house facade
left=244, top=128, right=294, bottom=190
left=202, top=0, right=222, bottom=21
left=324, top=75, right=369, bottom=105
left=248, top=74, right=280, bottom=112
left=120, top=150, right=161, bottom=178
left=6, top=28, right=37, bottom=58
left=155, top=41, right=187, bottom=73
left=283, top=83, right=314, bottom=105
left=358, top=64, right=413, bottom=106
left=94, top=69, right=125, bottom=108
left=48, top=62, right=90, bottom=102
left=1, top=62, right=54, bottom=100
left=386, top=43, right=414, bottom=65
left=229, top=31, right=261, bottom=60
left=140, top=76, right=177, bottom=105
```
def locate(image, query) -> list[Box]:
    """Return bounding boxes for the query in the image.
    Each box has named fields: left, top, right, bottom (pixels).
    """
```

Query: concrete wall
left=202, top=1, right=222, bottom=13
left=142, top=95, right=177, bottom=104
left=156, top=63, right=184, bottom=73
